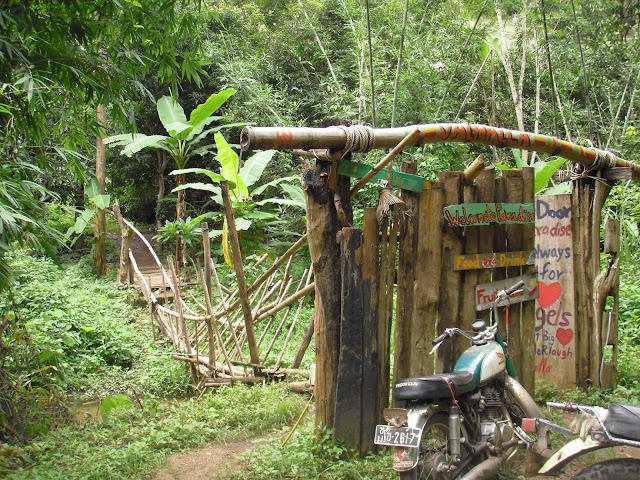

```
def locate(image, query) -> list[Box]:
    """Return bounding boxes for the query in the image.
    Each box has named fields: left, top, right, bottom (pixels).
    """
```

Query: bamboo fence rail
left=118, top=213, right=315, bottom=388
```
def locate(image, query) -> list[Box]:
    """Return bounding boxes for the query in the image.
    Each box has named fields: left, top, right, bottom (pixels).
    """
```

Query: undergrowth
left=228, top=424, right=392, bottom=480
left=1, top=382, right=306, bottom=479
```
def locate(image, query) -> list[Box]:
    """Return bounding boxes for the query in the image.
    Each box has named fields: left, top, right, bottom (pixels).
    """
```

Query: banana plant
left=104, top=89, right=242, bottom=220
left=172, top=133, right=305, bottom=265
left=496, top=148, right=569, bottom=194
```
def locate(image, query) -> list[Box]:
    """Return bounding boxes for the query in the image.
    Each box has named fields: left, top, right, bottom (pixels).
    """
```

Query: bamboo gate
left=242, top=123, right=638, bottom=454
left=114, top=203, right=317, bottom=389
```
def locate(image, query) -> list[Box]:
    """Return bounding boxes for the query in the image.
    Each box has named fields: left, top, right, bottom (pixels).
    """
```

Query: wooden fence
left=114, top=211, right=316, bottom=390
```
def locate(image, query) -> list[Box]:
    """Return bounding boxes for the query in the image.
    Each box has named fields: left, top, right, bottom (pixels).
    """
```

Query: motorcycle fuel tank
left=453, top=341, right=507, bottom=384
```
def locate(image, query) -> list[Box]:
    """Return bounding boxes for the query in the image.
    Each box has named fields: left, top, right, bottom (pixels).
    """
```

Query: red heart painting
left=556, top=328, right=574, bottom=346
left=537, top=281, right=561, bottom=308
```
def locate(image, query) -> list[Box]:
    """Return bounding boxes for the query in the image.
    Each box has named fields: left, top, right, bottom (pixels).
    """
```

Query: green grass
left=227, top=424, right=394, bottom=480
left=2, top=383, right=307, bottom=479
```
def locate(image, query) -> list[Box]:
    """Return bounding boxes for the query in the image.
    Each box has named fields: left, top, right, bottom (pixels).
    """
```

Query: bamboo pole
left=209, top=257, right=247, bottom=373
left=200, top=269, right=236, bottom=379
left=275, top=268, right=314, bottom=370
left=221, top=181, right=262, bottom=375
left=254, top=283, right=316, bottom=323
left=168, top=260, right=193, bottom=356
left=350, top=128, right=421, bottom=197
left=241, top=124, right=640, bottom=176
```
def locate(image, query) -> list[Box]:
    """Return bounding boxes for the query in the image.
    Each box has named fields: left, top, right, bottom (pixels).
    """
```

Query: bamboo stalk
left=200, top=269, right=236, bottom=379
left=350, top=128, right=421, bottom=197
left=275, top=268, right=314, bottom=370
left=246, top=234, right=308, bottom=295
left=243, top=124, right=640, bottom=175
left=209, top=256, right=247, bottom=373
left=254, top=283, right=316, bottom=323
left=261, top=307, right=293, bottom=365
left=221, top=181, right=262, bottom=376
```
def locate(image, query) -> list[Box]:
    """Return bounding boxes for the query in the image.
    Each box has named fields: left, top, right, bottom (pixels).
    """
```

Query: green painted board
left=338, top=159, right=426, bottom=192
left=444, top=202, right=535, bottom=227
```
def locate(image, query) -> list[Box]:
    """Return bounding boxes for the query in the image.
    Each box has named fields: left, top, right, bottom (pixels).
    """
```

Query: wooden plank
left=338, top=159, right=426, bottom=192
left=520, top=167, right=536, bottom=394
left=394, top=160, right=418, bottom=381
left=458, top=184, right=479, bottom=358
left=361, top=208, right=381, bottom=453
left=377, top=215, right=392, bottom=388
left=437, top=171, right=465, bottom=372
left=572, top=180, right=598, bottom=388
left=534, top=194, right=577, bottom=388
left=334, top=227, right=363, bottom=450
left=443, top=202, right=535, bottom=226
left=503, top=170, right=525, bottom=385
left=454, top=251, right=535, bottom=270
left=411, top=182, right=445, bottom=376
left=475, top=168, right=496, bottom=324
left=387, top=207, right=402, bottom=383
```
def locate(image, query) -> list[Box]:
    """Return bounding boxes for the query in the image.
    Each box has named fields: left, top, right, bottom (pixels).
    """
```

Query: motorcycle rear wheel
left=399, top=413, right=467, bottom=480
left=571, top=458, right=640, bottom=480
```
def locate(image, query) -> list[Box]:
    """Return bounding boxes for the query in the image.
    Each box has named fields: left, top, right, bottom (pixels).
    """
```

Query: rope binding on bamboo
left=329, top=125, right=375, bottom=154
left=571, top=146, right=620, bottom=180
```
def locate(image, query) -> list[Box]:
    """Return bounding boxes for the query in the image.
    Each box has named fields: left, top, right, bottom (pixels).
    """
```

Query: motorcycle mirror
left=472, top=319, right=487, bottom=332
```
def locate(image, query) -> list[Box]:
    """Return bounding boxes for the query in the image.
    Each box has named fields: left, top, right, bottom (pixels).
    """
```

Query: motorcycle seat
left=393, top=372, right=477, bottom=402
left=605, top=403, right=640, bottom=440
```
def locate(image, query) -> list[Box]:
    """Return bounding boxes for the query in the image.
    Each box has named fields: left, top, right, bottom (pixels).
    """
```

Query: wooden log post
left=302, top=152, right=352, bottom=430
left=601, top=218, right=620, bottom=389
left=334, top=227, right=364, bottom=450
left=458, top=182, right=479, bottom=356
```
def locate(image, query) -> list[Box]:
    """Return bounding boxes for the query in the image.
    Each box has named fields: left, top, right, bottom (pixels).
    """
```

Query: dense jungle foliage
left=1, top=0, right=640, bottom=477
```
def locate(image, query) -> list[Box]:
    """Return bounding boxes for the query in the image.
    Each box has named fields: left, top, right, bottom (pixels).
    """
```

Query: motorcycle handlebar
left=504, top=280, right=525, bottom=296
left=432, top=331, right=451, bottom=345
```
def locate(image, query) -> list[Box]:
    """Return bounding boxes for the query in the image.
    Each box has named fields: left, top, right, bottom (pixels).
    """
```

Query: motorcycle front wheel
left=571, top=458, right=640, bottom=480
left=399, top=413, right=469, bottom=480
left=503, top=375, right=542, bottom=424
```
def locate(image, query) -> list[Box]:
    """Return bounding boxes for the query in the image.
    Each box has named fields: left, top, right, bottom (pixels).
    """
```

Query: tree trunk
left=94, top=104, right=107, bottom=276
left=302, top=155, right=352, bottom=429
left=156, top=151, right=169, bottom=229
left=496, top=4, right=529, bottom=164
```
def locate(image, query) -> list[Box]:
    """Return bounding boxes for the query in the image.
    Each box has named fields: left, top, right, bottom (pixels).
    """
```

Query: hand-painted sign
left=455, top=251, right=535, bottom=270
left=534, top=195, right=576, bottom=388
left=475, top=273, right=539, bottom=311
left=443, top=203, right=535, bottom=227
left=338, top=159, right=426, bottom=192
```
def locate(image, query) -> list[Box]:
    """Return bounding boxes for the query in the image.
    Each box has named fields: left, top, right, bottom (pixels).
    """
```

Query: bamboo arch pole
left=241, top=123, right=640, bottom=177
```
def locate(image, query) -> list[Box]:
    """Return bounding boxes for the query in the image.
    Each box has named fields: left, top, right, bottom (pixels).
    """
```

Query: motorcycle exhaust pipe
left=458, top=448, right=514, bottom=480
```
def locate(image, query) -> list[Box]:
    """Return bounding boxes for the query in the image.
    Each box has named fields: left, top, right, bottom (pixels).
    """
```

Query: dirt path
left=149, top=435, right=270, bottom=480
left=148, top=435, right=640, bottom=480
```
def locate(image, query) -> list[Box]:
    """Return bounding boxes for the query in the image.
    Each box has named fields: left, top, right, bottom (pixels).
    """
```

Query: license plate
left=374, top=425, right=421, bottom=447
